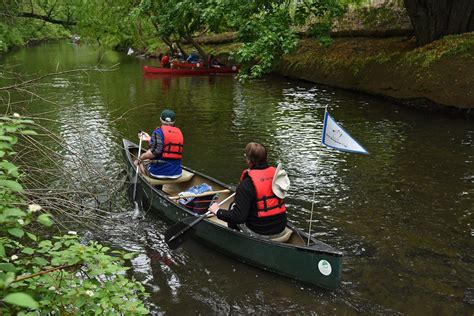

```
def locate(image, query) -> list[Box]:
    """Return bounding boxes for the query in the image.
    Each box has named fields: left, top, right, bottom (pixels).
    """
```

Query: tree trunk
left=175, top=40, right=187, bottom=57
left=183, top=34, right=208, bottom=65
left=404, top=0, right=474, bottom=46
left=161, top=36, right=173, bottom=51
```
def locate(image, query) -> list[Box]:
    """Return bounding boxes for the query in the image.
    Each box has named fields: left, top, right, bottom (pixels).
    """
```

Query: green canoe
left=123, top=139, right=343, bottom=289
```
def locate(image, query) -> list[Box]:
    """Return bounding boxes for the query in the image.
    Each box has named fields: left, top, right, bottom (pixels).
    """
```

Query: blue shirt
left=186, top=53, right=199, bottom=63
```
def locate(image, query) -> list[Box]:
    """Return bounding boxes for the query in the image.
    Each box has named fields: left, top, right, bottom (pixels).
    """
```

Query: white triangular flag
left=322, top=111, right=368, bottom=154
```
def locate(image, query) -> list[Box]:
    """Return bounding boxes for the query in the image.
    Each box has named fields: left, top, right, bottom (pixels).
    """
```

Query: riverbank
left=273, top=33, right=474, bottom=116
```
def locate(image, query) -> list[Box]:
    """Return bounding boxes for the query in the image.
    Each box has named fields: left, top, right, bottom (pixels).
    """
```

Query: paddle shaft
left=169, top=189, right=230, bottom=200
left=132, top=135, right=143, bottom=200
left=176, top=192, right=235, bottom=229
left=215, top=192, right=236, bottom=207
left=165, top=193, right=235, bottom=249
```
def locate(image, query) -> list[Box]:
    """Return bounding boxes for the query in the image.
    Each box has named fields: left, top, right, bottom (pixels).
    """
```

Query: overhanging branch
left=17, top=12, right=76, bottom=26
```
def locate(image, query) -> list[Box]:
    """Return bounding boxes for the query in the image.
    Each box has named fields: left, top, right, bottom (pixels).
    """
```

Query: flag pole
left=307, top=106, right=328, bottom=246
left=307, top=107, right=368, bottom=245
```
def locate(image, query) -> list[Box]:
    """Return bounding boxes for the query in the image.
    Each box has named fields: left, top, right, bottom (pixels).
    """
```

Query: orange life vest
left=161, top=126, right=183, bottom=159
left=241, top=167, right=286, bottom=218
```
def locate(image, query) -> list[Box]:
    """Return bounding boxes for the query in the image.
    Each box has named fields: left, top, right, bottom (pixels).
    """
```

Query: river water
left=1, top=42, right=473, bottom=314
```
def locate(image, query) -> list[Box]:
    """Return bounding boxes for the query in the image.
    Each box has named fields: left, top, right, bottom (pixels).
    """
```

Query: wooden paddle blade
left=164, top=213, right=208, bottom=250
left=164, top=218, right=193, bottom=241
left=166, top=226, right=196, bottom=250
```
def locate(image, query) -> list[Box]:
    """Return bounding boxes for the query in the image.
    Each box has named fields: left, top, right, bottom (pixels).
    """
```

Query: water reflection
left=2, top=43, right=473, bottom=314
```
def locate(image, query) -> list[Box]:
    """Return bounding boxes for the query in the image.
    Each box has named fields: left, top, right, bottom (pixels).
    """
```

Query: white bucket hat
left=272, top=163, right=290, bottom=199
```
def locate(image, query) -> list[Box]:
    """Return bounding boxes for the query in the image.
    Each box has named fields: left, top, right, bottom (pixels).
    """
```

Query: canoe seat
left=270, top=227, right=293, bottom=243
left=242, top=225, right=293, bottom=243
left=143, top=169, right=194, bottom=185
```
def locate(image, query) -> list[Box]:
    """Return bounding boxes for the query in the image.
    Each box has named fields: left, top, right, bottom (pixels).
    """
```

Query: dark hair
left=245, top=142, right=267, bottom=165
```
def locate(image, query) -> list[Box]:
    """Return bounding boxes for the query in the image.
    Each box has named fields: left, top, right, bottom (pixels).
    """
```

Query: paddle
left=168, top=189, right=230, bottom=200
left=165, top=192, right=236, bottom=250
left=132, top=133, right=143, bottom=217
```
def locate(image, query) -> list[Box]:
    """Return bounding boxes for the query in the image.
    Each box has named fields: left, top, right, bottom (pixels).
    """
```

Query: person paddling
left=134, top=109, right=184, bottom=179
left=208, top=142, right=289, bottom=236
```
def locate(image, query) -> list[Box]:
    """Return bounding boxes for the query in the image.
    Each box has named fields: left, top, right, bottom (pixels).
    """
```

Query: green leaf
left=37, top=214, right=53, bottom=227
left=51, top=257, right=63, bottom=266
left=0, top=244, right=5, bottom=257
left=8, top=227, right=24, bottom=238
left=0, top=150, right=5, bottom=158
left=26, top=232, right=37, bottom=241
left=0, top=263, right=17, bottom=272
left=20, top=130, right=38, bottom=135
left=22, top=247, right=34, bottom=255
left=0, top=272, right=16, bottom=289
left=32, top=257, right=49, bottom=266
left=0, top=161, right=19, bottom=177
left=123, top=253, right=135, bottom=260
left=0, top=180, right=23, bottom=192
left=3, top=292, right=39, bottom=309
left=0, top=135, right=14, bottom=142
left=17, top=119, right=34, bottom=124
left=3, top=207, right=26, bottom=217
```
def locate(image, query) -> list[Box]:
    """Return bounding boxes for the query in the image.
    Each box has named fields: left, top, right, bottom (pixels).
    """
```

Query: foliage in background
left=199, top=0, right=348, bottom=78
left=334, top=0, right=410, bottom=31
left=0, top=12, right=69, bottom=53
left=3, top=0, right=473, bottom=78
left=1, top=0, right=350, bottom=77
left=0, top=116, right=149, bottom=315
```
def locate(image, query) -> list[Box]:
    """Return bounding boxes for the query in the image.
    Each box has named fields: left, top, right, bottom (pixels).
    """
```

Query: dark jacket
left=216, top=162, right=287, bottom=235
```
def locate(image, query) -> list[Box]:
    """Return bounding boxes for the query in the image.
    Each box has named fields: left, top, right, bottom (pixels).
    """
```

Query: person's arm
left=149, top=129, right=163, bottom=157
left=135, top=130, right=162, bottom=162
left=137, top=149, right=154, bottom=164
left=209, top=178, right=253, bottom=224
left=139, top=132, right=151, bottom=142
left=134, top=132, right=152, bottom=165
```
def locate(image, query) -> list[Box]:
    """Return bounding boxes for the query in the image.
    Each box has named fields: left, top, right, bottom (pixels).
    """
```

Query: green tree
left=131, top=0, right=214, bottom=60
left=203, top=0, right=346, bottom=77
left=5, top=0, right=473, bottom=76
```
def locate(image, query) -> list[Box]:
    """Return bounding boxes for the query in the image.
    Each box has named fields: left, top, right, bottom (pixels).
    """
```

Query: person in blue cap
left=135, top=109, right=184, bottom=179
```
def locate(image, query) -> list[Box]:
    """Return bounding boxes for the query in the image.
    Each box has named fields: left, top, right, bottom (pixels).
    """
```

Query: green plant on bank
left=358, top=1, right=408, bottom=30
left=402, top=32, right=474, bottom=68
left=0, top=116, right=149, bottom=315
left=0, top=16, right=69, bottom=53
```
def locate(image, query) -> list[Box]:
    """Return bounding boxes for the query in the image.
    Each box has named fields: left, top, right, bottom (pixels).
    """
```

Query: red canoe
left=170, top=61, right=205, bottom=68
left=143, top=65, right=238, bottom=75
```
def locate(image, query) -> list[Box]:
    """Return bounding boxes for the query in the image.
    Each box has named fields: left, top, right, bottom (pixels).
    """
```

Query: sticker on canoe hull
left=318, top=260, right=332, bottom=276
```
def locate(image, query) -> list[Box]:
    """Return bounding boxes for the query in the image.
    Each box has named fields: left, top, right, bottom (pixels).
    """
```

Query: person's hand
left=138, top=132, right=150, bottom=142
left=208, top=203, right=219, bottom=214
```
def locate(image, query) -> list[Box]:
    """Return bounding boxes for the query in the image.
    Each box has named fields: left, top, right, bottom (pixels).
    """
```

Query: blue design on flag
left=322, top=111, right=369, bottom=154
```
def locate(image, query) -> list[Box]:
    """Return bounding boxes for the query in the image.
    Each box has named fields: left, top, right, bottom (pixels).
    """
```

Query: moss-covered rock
left=274, top=33, right=474, bottom=114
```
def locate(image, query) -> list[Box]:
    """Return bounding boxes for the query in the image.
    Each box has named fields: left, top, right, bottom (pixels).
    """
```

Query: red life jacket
left=161, top=126, right=184, bottom=159
left=240, top=167, right=286, bottom=218
left=161, top=55, right=170, bottom=67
